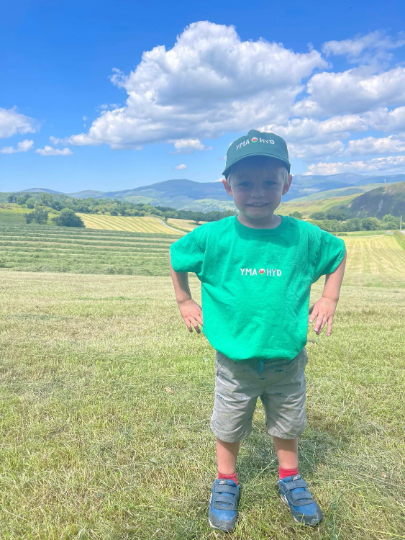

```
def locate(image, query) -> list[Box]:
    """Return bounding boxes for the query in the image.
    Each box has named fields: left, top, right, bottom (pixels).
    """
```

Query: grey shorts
left=210, top=348, right=308, bottom=443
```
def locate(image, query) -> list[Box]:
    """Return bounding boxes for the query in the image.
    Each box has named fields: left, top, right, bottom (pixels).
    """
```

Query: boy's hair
left=226, top=155, right=290, bottom=188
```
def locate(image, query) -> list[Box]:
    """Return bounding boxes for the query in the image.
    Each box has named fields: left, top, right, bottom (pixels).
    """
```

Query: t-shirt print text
left=240, top=268, right=282, bottom=276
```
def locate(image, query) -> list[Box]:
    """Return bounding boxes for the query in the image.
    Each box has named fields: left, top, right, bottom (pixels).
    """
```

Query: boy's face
left=222, top=161, right=292, bottom=226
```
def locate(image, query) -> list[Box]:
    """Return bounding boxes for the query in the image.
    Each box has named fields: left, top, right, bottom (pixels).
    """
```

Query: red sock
left=279, top=466, right=298, bottom=479
left=218, top=471, right=238, bottom=485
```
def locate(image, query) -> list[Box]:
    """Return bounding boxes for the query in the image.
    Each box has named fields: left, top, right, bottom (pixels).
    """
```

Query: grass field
left=0, top=233, right=404, bottom=539
left=0, top=205, right=31, bottom=224
left=279, top=195, right=360, bottom=218
left=77, top=214, right=185, bottom=234
left=344, top=230, right=395, bottom=236
left=0, top=223, right=181, bottom=275
left=167, top=218, right=208, bottom=232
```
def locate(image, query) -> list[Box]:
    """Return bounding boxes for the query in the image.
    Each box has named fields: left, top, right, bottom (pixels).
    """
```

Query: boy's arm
left=309, top=251, right=347, bottom=337
left=168, top=253, right=203, bottom=333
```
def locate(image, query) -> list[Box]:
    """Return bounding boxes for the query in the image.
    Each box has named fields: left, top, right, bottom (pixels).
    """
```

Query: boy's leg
left=209, top=351, right=258, bottom=532
left=216, top=438, right=240, bottom=475
left=261, top=350, right=322, bottom=525
left=209, top=438, right=241, bottom=532
left=272, top=436, right=298, bottom=470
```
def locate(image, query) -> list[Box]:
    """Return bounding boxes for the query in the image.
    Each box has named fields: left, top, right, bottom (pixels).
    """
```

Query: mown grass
left=394, top=230, right=405, bottom=249
left=0, top=233, right=404, bottom=539
left=0, top=223, right=179, bottom=275
left=0, top=207, right=188, bottom=234
left=77, top=214, right=185, bottom=234
left=167, top=218, right=208, bottom=232
left=344, top=230, right=396, bottom=236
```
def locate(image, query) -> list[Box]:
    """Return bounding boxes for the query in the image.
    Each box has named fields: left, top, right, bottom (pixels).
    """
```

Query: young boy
left=168, top=129, right=347, bottom=532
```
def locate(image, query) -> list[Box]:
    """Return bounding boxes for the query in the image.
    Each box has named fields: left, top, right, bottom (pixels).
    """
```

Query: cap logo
left=236, top=137, right=275, bottom=150
left=260, top=138, right=275, bottom=145
left=236, top=139, right=250, bottom=150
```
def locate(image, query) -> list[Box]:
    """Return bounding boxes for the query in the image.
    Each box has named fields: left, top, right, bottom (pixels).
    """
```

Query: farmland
left=0, top=205, right=32, bottom=224
left=278, top=194, right=360, bottom=218
left=77, top=213, right=186, bottom=234
left=0, top=227, right=404, bottom=539
left=0, top=223, right=182, bottom=275
left=167, top=217, right=208, bottom=231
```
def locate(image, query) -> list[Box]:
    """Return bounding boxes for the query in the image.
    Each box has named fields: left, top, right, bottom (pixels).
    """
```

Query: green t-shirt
left=170, top=215, right=346, bottom=361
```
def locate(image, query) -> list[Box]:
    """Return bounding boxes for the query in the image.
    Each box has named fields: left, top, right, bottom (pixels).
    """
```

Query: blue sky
left=1, top=0, right=405, bottom=193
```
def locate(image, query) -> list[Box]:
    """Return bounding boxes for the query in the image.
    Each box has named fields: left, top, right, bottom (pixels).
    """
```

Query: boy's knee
left=210, top=419, right=252, bottom=443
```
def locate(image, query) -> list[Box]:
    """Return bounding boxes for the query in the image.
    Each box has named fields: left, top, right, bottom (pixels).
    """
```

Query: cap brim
left=222, top=153, right=290, bottom=177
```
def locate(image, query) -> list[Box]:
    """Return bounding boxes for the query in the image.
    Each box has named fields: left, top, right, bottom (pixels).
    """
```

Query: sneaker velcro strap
left=288, top=489, right=314, bottom=505
left=283, top=479, right=307, bottom=491
left=213, top=484, right=239, bottom=495
left=213, top=494, right=238, bottom=507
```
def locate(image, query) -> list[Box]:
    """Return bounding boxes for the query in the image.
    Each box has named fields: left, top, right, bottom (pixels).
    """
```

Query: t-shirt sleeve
left=169, top=227, right=205, bottom=276
left=311, top=229, right=346, bottom=284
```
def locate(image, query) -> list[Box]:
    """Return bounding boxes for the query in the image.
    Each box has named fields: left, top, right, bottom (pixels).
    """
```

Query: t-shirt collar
left=234, top=214, right=288, bottom=236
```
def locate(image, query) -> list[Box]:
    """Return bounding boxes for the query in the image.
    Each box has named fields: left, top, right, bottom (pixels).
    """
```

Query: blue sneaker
left=278, top=475, right=323, bottom=526
left=208, top=479, right=241, bottom=532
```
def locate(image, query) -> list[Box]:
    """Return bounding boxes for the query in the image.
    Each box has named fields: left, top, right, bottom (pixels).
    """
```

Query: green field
left=0, top=205, right=31, bottom=224
left=279, top=195, right=360, bottom=218
left=77, top=214, right=186, bottom=234
left=283, top=183, right=388, bottom=203
left=167, top=218, right=208, bottom=231
left=0, top=207, right=190, bottom=234
left=0, top=232, right=404, bottom=539
left=0, top=223, right=181, bottom=275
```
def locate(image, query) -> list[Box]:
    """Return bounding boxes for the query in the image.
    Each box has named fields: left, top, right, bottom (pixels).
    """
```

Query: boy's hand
left=308, top=297, right=338, bottom=336
left=177, top=298, right=203, bottom=334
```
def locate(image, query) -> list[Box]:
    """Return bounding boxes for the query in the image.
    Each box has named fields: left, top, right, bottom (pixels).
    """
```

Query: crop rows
left=0, top=223, right=181, bottom=276
left=77, top=213, right=182, bottom=234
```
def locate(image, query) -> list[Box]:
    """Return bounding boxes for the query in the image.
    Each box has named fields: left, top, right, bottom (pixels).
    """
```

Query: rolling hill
left=339, top=182, right=405, bottom=219
left=18, top=173, right=405, bottom=212
left=8, top=175, right=405, bottom=219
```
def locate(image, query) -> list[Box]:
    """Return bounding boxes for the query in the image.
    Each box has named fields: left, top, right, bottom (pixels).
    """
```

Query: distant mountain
left=15, top=173, right=405, bottom=212
left=287, top=173, right=405, bottom=201
left=22, top=188, right=63, bottom=194
left=64, top=174, right=404, bottom=209
left=285, top=182, right=389, bottom=203
left=67, top=179, right=237, bottom=212
left=67, top=190, right=106, bottom=198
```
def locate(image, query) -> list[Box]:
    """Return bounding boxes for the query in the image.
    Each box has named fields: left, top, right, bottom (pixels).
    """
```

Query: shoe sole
left=208, top=518, right=234, bottom=533
left=280, top=493, right=322, bottom=526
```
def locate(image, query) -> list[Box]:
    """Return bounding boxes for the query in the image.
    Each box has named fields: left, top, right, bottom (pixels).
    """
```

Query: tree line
left=7, top=192, right=237, bottom=225
left=289, top=209, right=400, bottom=233
left=7, top=191, right=401, bottom=232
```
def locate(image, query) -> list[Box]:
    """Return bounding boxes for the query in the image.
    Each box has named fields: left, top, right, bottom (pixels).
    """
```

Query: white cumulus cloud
left=262, top=115, right=368, bottom=144
left=322, top=30, right=405, bottom=64
left=172, top=138, right=211, bottom=153
left=347, top=135, right=405, bottom=155
left=262, top=106, right=405, bottom=161
left=0, top=139, right=34, bottom=154
left=35, top=146, right=73, bottom=156
left=174, top=164, right=187, bottom=170
left=294, top=66, right=405, bottom=117
left=289, top=141, right=345, bottom=161
left=0, top=107, right=38, bottom=139
left=47, top=23, right=405, bottom=175
left=57, top=21, right=326, bottom=150
left=307, top=155, right=405, bottom=175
